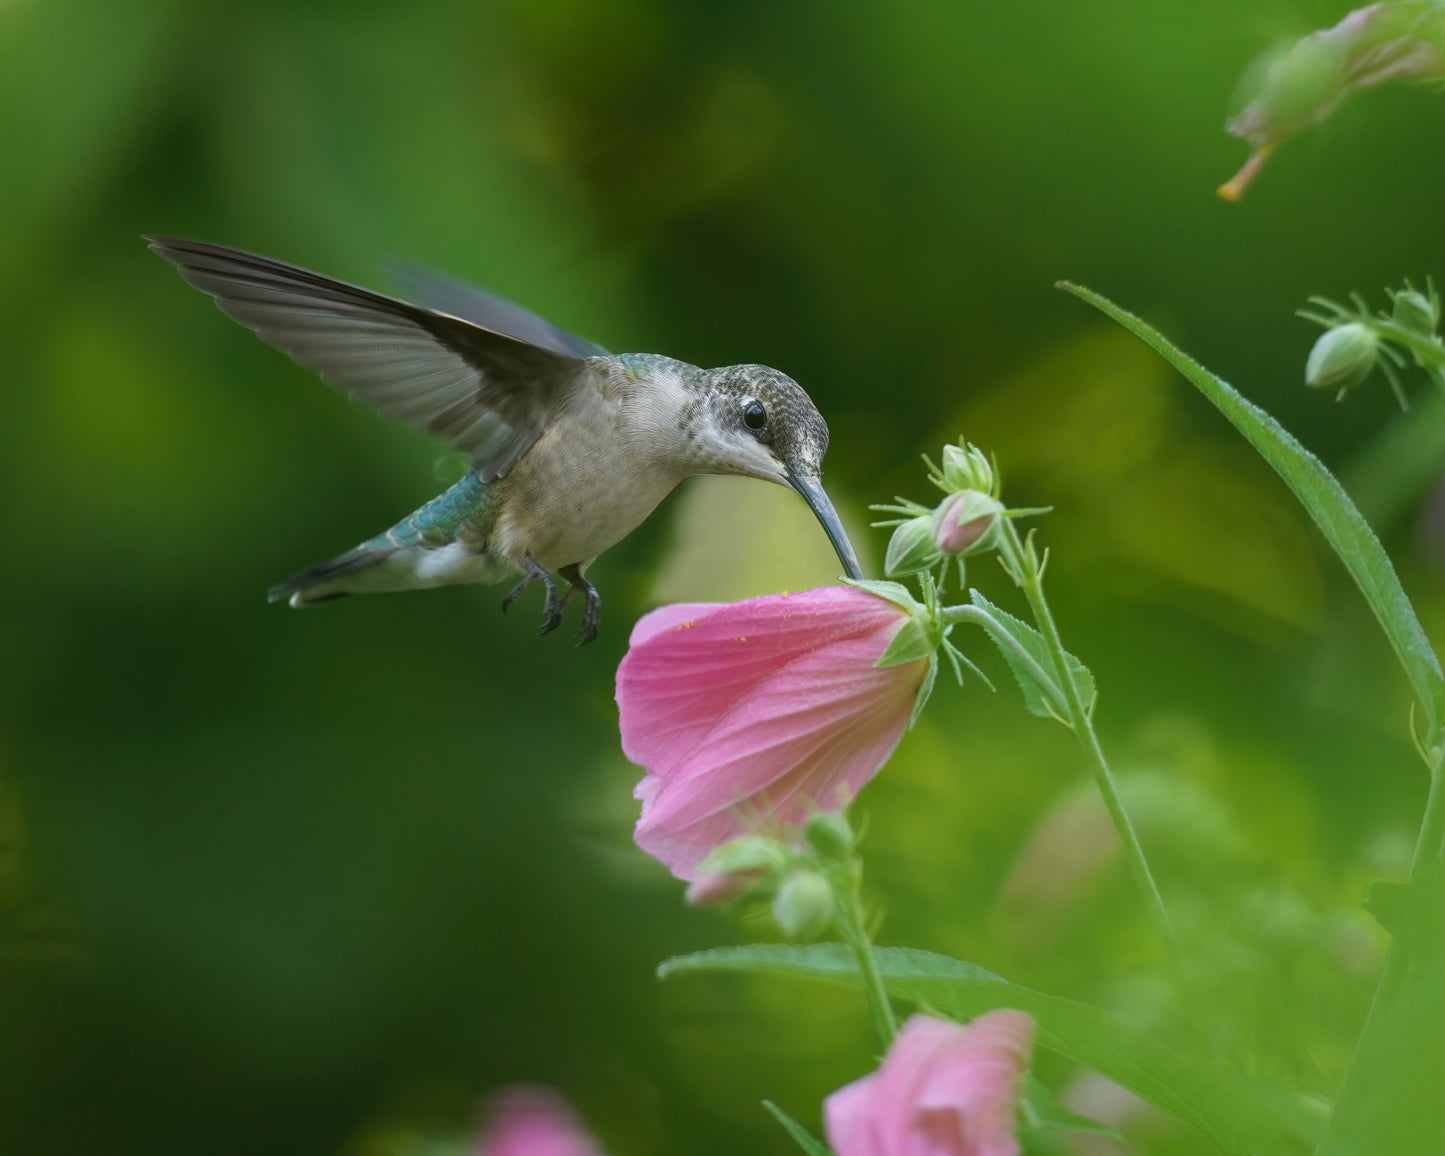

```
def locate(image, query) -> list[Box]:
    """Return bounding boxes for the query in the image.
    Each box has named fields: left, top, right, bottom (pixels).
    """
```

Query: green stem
left=995, top=521, right=1186, bottom=971
left=1316, top=741, right=1443, bottom=1153
left=834, top=886, right=897, bottom=1047
left=940, top=604, right=1069, bottom=718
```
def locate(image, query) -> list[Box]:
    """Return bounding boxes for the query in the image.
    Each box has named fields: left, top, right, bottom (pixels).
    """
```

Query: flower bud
left=885, top=515, right=943, bottom=576
left=688, top=835, right=789, bottom=904
left=1391, top=289, right=1438, bottom=338
left=804, top=810, right=856, bottom=863
left=772, top=869, right=835, bottom=940
left=698, top=834, right=788, bottom=879
left=1305, top=322, right=1377, bottom=392
left=941, top=442, right=994, bottom=493
left=932, top=489, right=1003, bottom=555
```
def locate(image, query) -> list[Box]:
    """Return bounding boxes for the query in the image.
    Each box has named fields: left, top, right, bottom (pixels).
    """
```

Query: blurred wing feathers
left=146, top=236, right=585, bottom=480
left=389, top=262, right=608, bottom=357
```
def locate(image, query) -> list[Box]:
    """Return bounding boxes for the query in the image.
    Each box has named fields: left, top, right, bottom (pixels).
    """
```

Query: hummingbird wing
left=388, top=263, right=609, bottom=358
left=146, top=236, right=586, bottom=481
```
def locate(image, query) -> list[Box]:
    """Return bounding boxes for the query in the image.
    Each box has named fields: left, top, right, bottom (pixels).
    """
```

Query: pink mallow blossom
left=616, top=586, right=930, bottom=892
left=825, top=1011, right=1035, bottom=1156
left=474, top=1086, right=605, bottom=1156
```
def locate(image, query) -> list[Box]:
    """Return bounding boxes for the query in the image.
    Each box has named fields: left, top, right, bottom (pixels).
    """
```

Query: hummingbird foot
left=559, top=563, right=601, bottom=646
left=502, top=558, right=563, bottom=635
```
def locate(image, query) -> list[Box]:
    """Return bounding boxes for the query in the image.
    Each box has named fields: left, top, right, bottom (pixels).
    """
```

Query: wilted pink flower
left=825, top=1011, right=1035, bottom=1156
left=617, top=587, right=931, bottom=889
left=474, top=1086, right=605, bottom=1156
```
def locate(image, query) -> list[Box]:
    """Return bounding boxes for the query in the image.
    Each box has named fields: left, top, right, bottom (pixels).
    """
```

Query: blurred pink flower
left=474, top=1086, right=605, bottom=1156
left=616, top=587, right=930, bottom=890
left=824, top=1011, right=1035, bottom=1156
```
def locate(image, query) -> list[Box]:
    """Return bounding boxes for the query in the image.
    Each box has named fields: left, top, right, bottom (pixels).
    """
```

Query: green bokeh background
left=1, top=1, right=1441, bottom=1153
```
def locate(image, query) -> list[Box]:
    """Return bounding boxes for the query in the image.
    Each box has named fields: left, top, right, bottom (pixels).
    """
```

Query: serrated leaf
left=1021, top=1074, right=1124, bottom=1141
left=660, top=944, right=1320, bottom=1155
left=762, top=1101, right=835, bottom=1156
left=969, top=590, right=1094, bottom=718
left=1059, top=283, right=1444, bottom=737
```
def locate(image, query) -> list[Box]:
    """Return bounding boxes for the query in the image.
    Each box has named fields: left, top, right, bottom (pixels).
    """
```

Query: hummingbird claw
left=502, top=558, right=563, bottom=636
left=559, top=563, right=601, bottom=646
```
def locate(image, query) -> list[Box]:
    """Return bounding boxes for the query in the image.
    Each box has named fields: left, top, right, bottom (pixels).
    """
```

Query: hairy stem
left=940, top=604, right=1069, bottom=718
left=995, top=521, right=1185, bottom=970
left=834, top=886, right=897, bottom=1047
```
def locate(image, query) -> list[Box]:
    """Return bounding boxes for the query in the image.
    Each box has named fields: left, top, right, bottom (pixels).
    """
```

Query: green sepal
left=842, top=577, right=924, bottom=615
left=969, top=590, right=1095, bottom=719
left=908, top=653, right=939, bottom=727
left=884, top=514, right=943, bottom=576
left=762, top=1101, right=834, bottom=1156
left=877, top=614, right=938, bottom=667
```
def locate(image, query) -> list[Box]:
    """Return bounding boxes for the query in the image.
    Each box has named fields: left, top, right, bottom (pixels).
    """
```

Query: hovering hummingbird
left=147, top=236, right=863, bottom=643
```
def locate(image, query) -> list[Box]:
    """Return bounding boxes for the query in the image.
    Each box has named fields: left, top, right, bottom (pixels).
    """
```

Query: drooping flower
left=1220, top=2, right=1445, bottom=199
left=824, top=1011, right=1035, bottom=1156
left=616, top=585, right=934, bottom=891
left=474, top=1086, right=606, bottom=1156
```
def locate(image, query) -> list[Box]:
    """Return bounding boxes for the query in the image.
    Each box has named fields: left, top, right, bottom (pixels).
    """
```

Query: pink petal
left=618, top=588, right=907, bottom=768
left=618, top=587, right=926, bottom=881
left=474, top=1086, right=605, bottom=1156
left=913, top=1012, right=1033, bottom=1156
left=822, top=1014, right=1034, bottom=1156
left=824, top=1071, right=885, bottom=1156
left=626, top=601, right=727, bottom=649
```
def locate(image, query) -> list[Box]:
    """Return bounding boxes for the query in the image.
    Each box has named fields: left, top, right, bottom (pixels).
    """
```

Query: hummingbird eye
left=742, top=400, right=767, bottom=431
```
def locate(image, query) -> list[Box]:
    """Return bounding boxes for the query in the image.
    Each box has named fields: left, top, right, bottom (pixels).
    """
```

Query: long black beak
left=787, top=469, right=865, bottom=580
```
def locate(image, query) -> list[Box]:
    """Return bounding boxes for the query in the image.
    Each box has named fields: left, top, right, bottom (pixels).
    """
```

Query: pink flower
left=824, top=1011, right=1035, bottom=1156
left=474, top=1086, right=605, bottom=1156
left=616, top=586, right=931, bottom=890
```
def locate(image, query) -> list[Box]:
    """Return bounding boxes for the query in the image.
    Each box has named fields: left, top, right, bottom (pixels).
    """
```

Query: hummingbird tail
left=268, top=546, right=393, bottom=607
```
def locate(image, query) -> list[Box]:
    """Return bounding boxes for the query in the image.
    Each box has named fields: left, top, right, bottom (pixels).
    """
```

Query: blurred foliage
left=0, top=0, right=1441, bottom=1153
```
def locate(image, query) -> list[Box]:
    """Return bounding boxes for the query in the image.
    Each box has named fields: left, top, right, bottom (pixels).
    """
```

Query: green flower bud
left=885, top=514, right=943, bottom=576
left=772, top=869, right=835, bottom=940
left=1391, top=289, right=1439, bottom=338
left=941, top=442, right=994, bottom=493
left=699, top=835, right=788, bottom=880
left=932, top=489, right=1003, bottom=555
left=804, top=811, right=855, bottom=863
left=1305, top=322, right=1377, bottom=392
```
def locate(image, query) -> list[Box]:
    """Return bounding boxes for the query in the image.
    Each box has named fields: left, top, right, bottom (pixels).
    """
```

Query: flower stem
left=940, top=604, right=1068, bottom=718
left=1317, top=740, right=1443, bottom=1152
left=834, top=885, right=897, bottom=1047
left=995, top=521, right=1185, bottom=970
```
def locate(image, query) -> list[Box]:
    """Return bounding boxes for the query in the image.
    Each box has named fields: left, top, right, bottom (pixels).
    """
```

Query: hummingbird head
left=691, top=364, right=864, bottom=580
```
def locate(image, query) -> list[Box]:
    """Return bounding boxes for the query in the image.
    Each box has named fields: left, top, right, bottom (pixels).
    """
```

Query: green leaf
left=969, top=590, right=1095, bottom=718
left=1021, top=1074, right=1124, bottom=1142
left=762, top=1101, right=835, bottom=1156
left=1059, top=282, right=1444, bottom=738
left=1364, top=862, right=1445, bottom=963
left=1315, top=959, right=1444, bottom=1156
left=660, top=944, right=1320, bottom=1155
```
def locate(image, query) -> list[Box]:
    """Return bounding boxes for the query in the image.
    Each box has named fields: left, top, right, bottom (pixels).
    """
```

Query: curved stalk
left=993, top=521, right=1184, bottom=970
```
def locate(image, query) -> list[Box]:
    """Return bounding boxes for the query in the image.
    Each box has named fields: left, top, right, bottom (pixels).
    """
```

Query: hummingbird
left=146, top=236, right=863, bottom=643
